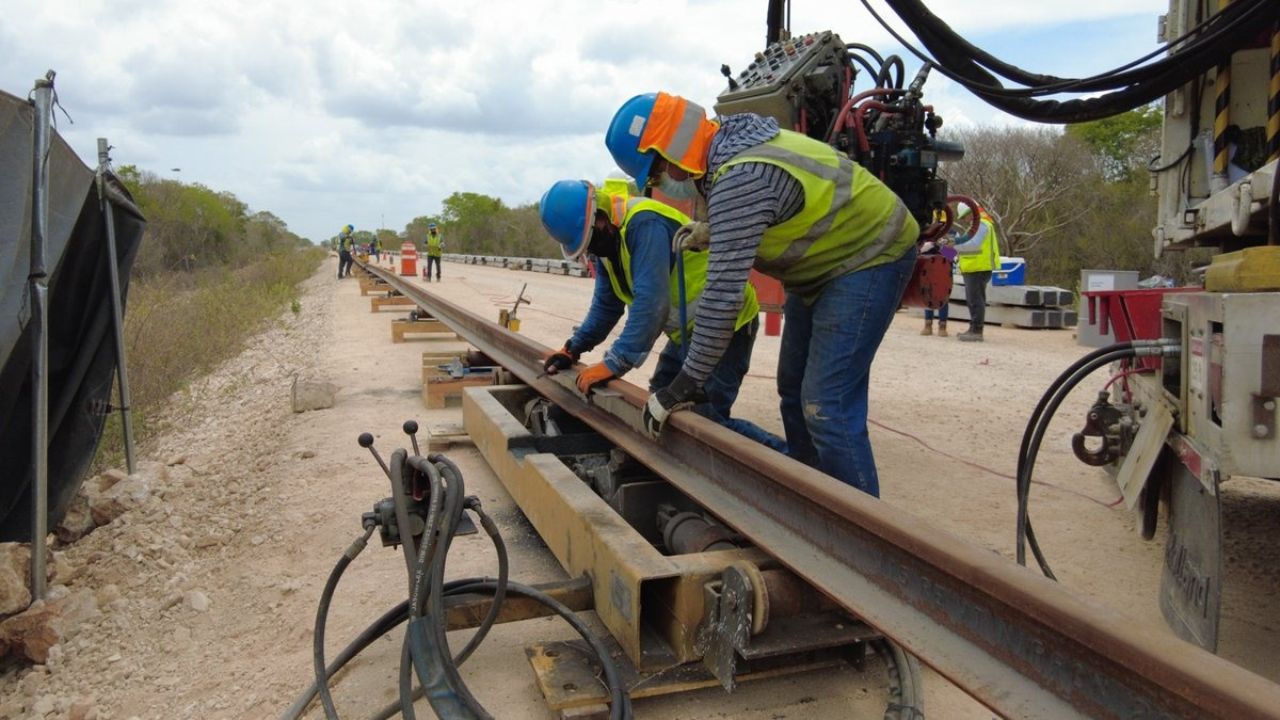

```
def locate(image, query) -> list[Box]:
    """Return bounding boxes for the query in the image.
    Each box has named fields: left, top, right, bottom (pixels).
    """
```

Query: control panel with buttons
left=714, top=31, right=848, bottom=129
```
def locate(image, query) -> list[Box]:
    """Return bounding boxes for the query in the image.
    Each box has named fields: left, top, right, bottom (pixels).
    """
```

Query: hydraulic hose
left=862, top=0, right=1280, bottom=123
left=290, top=447, right=630, bottom=720
left=312, top=526, right=375, bottom=720
left=449, top=580, right=633, bottom=720
left=281, top=600, right=410, bottom=720
left=1016, top=340, right=1180, bottom=577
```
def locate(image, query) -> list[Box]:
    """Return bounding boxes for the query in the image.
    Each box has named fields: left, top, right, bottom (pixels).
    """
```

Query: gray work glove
left=673, top=222, right=710, bottom=252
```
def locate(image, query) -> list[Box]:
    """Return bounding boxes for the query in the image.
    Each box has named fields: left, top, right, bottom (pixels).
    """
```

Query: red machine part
left=1081, top=287, right=1200, bottom=369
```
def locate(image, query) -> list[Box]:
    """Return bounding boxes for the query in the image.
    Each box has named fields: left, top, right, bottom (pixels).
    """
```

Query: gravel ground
left=3, top=256, right=1276, bottom=720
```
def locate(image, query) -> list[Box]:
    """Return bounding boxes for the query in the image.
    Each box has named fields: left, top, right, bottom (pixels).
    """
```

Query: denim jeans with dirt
left=650, top=318, right=787, bottom=453
left=777, top=247, right=917, bottom=497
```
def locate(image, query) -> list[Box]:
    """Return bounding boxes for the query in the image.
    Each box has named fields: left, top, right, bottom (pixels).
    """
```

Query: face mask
left=657, top=172, right=699, bottom=201
left=588, top=224, right=620, bottom=259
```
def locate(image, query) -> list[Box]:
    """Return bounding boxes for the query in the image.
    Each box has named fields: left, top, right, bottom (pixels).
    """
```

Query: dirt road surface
left=3, top=256, right=1277, bottom=719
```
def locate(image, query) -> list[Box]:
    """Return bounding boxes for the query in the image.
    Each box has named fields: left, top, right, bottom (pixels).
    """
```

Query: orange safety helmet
left=605, top=92, right=719, bottom=189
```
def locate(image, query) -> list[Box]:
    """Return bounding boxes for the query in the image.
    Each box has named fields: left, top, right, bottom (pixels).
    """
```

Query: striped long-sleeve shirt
left=679, top=114, right=803, bottom=384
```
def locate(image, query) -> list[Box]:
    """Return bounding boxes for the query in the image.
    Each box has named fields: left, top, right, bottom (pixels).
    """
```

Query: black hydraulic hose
left=290, top=450, right=630, bottom=720
left=388, top=449, right=420, bottom=585
left=399, top=634, right=419, bottom=720
left=861, top=0, right=1280, bottom=122
left=436, top=467, right=492, bottom=717
left=312, top=527, right=375, bottom=720
left=407, top=455, right=445, bottom=619
left=281, top=600, right=409, bottom=720
left=450, top=501, right=508, bottom=665
left=450, top=580, right=633, bottom=720
left=877, top=54, right=905, bottom=90
left=874, top=638, right=924, bottom=720
left=1014, top=342, right=1138, bottom=493
left=886, top=0, right=1265, bottom=94
left=1016, top=342, right=1178, bottom=576
left=846, top=51, right=882, bottom=85
left=1017, top=347, right=1139, bottom=576
left=846, top=42, right=885, bottom=67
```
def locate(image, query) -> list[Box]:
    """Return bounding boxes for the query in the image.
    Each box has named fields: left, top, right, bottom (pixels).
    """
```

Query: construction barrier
left=400, top=242, right=417, bottom=276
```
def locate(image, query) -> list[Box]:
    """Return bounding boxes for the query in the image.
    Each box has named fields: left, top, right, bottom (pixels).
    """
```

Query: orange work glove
left=575, top=362, right=615, bottom=395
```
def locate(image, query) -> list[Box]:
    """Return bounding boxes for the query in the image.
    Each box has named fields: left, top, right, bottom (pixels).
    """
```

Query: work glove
left=575, top=362, right=615, bottom=395
left=642, top=372, right=699, bottom=439
left=543, top=341, right=579, bottom=375
left=673, top=222, right=711, bottom=252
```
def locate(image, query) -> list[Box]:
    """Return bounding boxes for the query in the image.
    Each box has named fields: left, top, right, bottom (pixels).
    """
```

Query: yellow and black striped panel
left=1268, top=24, right=1278, bottom=163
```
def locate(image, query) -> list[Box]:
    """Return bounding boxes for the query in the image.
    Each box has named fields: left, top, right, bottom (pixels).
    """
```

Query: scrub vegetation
left=93, top=168, right=324, bottom=470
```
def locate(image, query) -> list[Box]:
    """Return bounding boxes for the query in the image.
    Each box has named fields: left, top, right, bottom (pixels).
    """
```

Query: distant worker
left=605, top=91, right=918, bottom=497
left=952, top=203, right=1001, bottom=343
left=539, top=179, right=785, bottom=452
left=371, top=236, right=381, bottom=262
left=920, top=236, right=957, bottom=337
left=425, top=223, right=443, bottom=281
left=337, top=224, right=355, bottom=279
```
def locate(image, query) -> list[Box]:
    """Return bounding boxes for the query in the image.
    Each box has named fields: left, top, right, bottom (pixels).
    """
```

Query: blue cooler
left=992, top=257, right=1026, bottom=286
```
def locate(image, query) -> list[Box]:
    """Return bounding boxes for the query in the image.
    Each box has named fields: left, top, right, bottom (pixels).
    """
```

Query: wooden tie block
left=425, top=421, right=473, bottom=451
left=360, top=278, right=390, bottom=296
left=370, top=294, right=417, bottom=312
left=422, top=364, right=497, bottom=409
left=391, top=318, right=459, bottom=343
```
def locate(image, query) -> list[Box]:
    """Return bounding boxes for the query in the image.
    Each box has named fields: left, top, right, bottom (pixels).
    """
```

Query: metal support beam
left=96, top=138, right=136, bottom=474
left=356, top=259, right=1280, bottom=719
left=28, top=70, right=55, bottom=602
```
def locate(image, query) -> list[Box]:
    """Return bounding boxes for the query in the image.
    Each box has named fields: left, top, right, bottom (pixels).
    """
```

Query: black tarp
left=0, top=88, right=145, bottom=541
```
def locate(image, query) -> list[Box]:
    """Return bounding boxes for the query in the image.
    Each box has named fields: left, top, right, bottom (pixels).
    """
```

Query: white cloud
left=3, top=0, right=1166, bottom=241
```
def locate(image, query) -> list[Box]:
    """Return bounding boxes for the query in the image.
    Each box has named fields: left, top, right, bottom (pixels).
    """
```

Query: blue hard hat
left=539, top=180, right=595, bottom=260
left=605, top=93, right=658, bottom=191
left=428, top=222, right=438, bottom=229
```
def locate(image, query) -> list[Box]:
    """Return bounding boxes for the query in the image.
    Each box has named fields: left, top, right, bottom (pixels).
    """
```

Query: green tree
left=1066, top=104, right=1162, bottom=182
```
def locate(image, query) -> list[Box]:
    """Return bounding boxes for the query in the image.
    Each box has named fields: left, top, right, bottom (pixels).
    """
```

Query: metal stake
left=28, top=70, right=55, bottom=601
left=96, top=138, right=137, bottom=474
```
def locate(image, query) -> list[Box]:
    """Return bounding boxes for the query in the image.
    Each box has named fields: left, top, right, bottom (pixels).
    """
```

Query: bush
left=93, top=247, right=325, bottom=470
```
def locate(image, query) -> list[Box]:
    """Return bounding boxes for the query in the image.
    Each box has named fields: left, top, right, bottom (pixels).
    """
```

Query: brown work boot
left=938, top=321, right=949, bottom=337
left=920, top=320, right=933, bottom=336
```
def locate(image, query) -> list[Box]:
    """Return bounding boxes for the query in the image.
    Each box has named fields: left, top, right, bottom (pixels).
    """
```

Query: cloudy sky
left=4, top=0, right=1165, bottom=242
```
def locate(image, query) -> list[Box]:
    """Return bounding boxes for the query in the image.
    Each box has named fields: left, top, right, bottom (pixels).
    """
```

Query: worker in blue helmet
left=539, top=179, right=785, bottom=453
left=337, top=224, right=356, bottom=279
left=605, top=92, right=919, bottom=498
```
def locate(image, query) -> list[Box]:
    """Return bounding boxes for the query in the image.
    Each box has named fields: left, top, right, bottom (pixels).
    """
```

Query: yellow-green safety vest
left=426, top=232, right=443, bottom=257
left=600, top=198, right=760, bottom=344
left=956, top=216, right=1001, bottom=274
left=713, top=129, right=919, bottom=302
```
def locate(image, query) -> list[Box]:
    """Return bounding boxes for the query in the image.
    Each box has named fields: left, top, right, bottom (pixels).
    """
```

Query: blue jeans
left=777, top=248, right=917, bottom=496
left=923, top=304, right=948, bottom=322
left=650, top=318, right=787, bottom=453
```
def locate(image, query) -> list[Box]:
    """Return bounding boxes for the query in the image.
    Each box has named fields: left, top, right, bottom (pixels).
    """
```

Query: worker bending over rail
left=605, top=92, right=917, bottom=497
left=539, top=179, right=785, bottom=452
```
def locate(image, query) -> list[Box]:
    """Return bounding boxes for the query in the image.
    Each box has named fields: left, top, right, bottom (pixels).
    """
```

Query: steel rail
left=359, top=260, right=1280, bottom=719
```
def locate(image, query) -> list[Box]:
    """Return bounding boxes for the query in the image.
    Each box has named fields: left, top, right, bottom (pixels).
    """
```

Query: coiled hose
left=1016, top=339, right=1180, bottom=578
left=283, top=450, right=631, bottom=720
